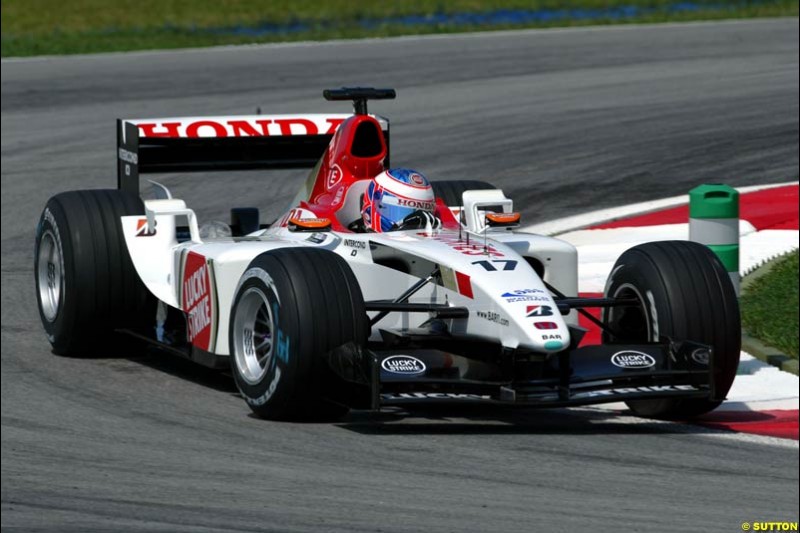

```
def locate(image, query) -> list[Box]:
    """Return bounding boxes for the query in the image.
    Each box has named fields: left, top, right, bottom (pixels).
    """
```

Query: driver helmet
left=361, top=168, right=436, bottom=232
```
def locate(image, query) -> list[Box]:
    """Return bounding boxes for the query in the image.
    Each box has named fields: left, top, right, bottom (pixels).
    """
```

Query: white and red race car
left=34, top=88, right=740, bottom=420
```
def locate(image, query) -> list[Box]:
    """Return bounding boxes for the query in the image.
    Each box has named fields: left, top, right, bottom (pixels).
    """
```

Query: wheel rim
left=37, top=230, right=63, bottom=322
left=606, top=283, right=651, bottom=342
left=233, top=287, right=275, bottom=385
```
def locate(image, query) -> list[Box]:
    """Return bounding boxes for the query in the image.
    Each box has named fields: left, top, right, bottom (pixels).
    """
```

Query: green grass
left=2, top=0, right=798, bottom=57
left=741, top=251, right=800, bottom=359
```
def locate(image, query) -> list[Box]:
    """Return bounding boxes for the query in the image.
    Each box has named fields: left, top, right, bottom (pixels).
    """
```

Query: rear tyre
left=229, top=248, right=368, bottom=420
left=603, top=241, right=740, bottom=419
left=34, top=189, right=152, bottom=356
left=431, top=180, right=498, bottom=207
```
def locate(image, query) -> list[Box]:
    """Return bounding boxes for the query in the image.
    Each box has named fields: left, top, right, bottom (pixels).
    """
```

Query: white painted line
left=741, top=230, right=800, bottom=276
left=723, top=353, right=799, bottom=411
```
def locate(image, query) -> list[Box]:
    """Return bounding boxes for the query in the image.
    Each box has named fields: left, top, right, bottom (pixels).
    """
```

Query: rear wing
left=117, top=114, right=390, bottom=195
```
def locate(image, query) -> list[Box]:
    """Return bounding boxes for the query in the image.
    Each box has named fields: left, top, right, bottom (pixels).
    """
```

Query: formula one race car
left=34, top=88, right=740, bottom=421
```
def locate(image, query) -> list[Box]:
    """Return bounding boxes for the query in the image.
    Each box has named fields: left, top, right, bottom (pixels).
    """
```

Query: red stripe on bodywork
left=435, top=198, right=461, bottom=230
left=577, top=292, right=603, bottom=346
left=455, top=271, right=474, bottom=299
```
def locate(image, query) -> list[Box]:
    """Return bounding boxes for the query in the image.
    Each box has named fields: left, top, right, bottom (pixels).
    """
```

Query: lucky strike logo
left=691, top=348, right=710, bottom=365
left=410, top=173, right=425, bottom=185
left=183, top=252, right=213, bottom=350
left=381, top=355, right=427, bottom=375
left=611, top=351, right=656, bottom=369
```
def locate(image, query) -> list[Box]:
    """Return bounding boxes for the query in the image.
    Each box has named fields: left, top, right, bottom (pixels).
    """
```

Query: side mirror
left=485, top=212, right=521, bottom=228
left=288, top=217, right=332, bottom=232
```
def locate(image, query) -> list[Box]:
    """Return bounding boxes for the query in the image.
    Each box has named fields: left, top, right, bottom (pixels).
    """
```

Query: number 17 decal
left=472, top=260, right=517, bottom=271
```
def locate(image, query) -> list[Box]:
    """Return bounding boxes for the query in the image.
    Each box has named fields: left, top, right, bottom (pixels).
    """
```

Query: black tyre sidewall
left=229, top=260, right=303, bottom=416
left=34, top=199, right=77, bottom=353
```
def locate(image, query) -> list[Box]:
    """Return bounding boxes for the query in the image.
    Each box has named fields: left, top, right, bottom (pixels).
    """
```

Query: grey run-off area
left=2, top=18, right=798, bottom=532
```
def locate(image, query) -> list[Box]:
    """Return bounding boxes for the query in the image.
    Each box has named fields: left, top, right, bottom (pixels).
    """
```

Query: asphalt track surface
left=2, top=19, right=798, bottom=532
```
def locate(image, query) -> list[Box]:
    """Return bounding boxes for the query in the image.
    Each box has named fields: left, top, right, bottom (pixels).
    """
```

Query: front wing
left=324, top=338, right=715, bottom=409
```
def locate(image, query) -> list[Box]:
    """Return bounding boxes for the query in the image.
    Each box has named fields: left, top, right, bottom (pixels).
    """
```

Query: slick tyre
left=431, top=180, right=498, bottom=207
left=34, top=189, right=152, bottom=356
left=229, top=248, right=368, bottom=421
left=603, top=241, right=740, bottom=419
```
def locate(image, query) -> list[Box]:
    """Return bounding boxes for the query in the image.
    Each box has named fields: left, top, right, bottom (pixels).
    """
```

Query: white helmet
left=361, top=168, right=437, bottom=232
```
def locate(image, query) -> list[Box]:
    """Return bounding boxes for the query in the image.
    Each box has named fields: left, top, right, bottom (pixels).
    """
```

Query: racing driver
left=352, top=168, right=441, bottom=232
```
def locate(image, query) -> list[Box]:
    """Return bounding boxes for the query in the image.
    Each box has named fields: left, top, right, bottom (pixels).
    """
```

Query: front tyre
left=229, top=248, right=368, bottom=420
left=603, top=241, right=740, bottom=419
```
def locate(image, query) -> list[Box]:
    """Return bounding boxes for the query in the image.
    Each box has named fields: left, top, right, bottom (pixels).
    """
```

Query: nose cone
left=503, top=296, right=571, bottom=353
left=545, top=340, right=566, bottom=351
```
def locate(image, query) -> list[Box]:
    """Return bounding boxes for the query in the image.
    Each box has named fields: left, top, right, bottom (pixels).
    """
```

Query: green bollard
left=689, top=184, right=740, bottom=296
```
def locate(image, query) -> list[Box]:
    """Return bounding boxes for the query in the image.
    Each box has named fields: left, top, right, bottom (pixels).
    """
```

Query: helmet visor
left=377, top=192, right=435, bottom=229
